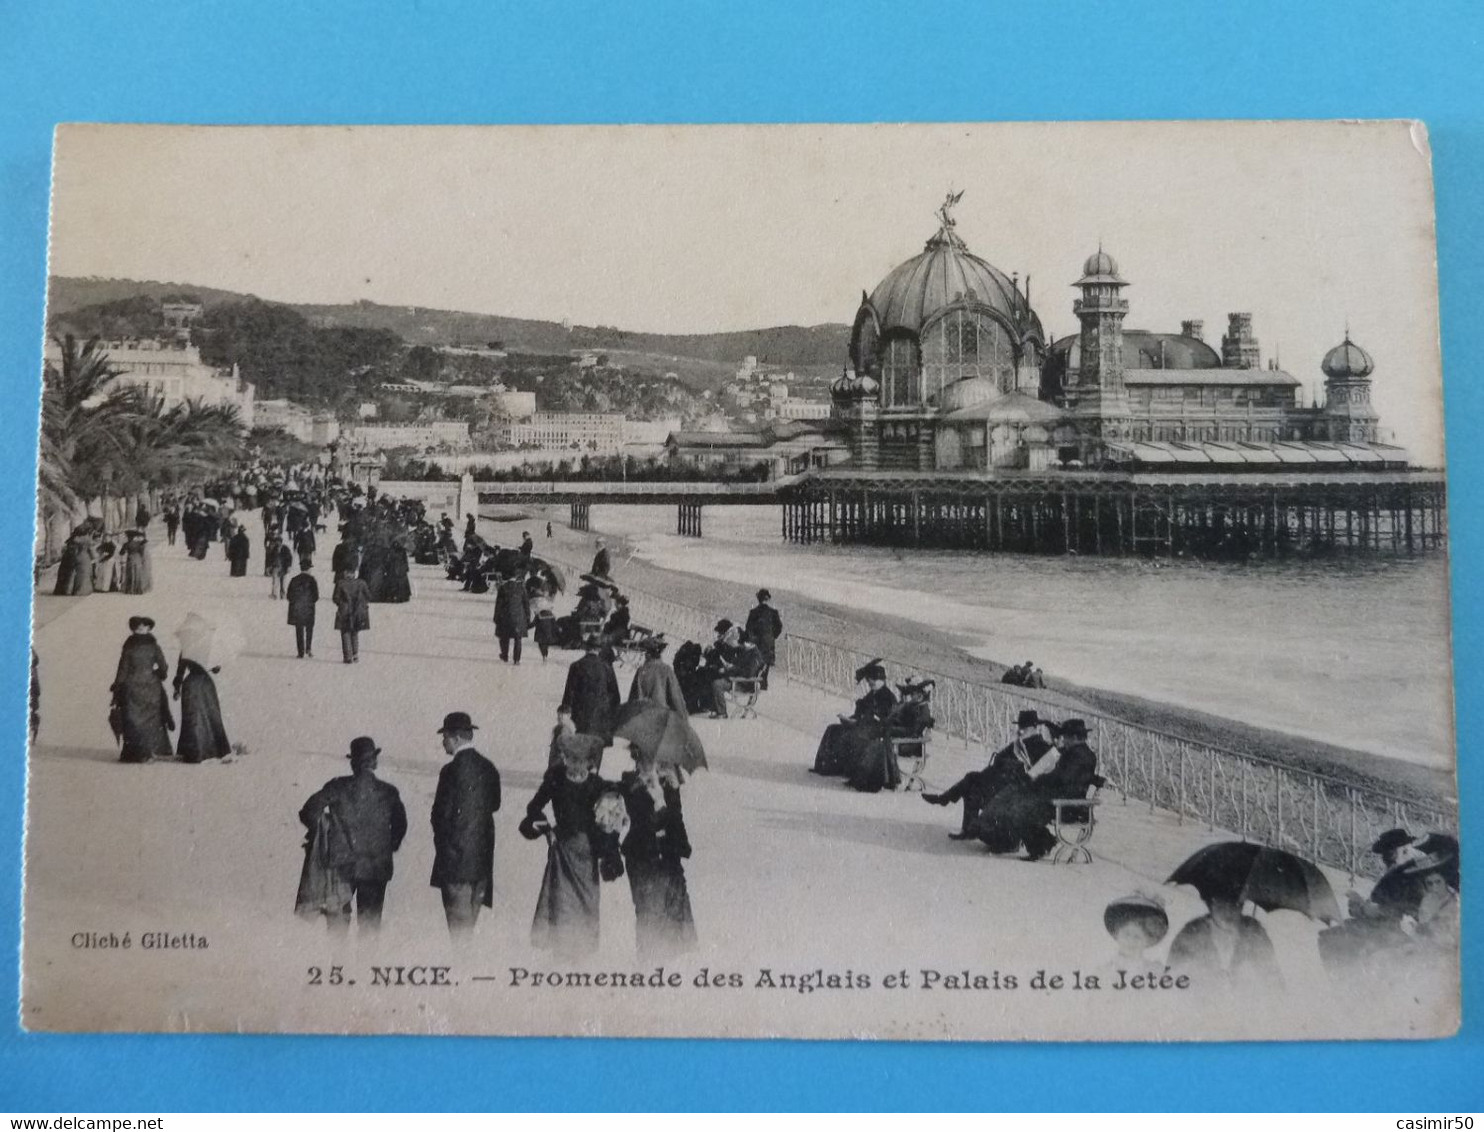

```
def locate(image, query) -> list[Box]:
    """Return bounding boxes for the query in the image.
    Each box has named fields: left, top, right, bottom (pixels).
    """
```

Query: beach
left=495, top=505, right=1457, bottom=808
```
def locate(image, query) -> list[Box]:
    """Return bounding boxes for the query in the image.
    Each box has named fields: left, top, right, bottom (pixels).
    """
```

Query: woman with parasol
left=611, top=733, right=699, bottom=959
left=109, top=615, right=174, bottom=763
left=520, top=734, right=622, bottom=960
left=1165, top=840, right=1342, bottom=991
left=172, top=612, right=236, bottom=763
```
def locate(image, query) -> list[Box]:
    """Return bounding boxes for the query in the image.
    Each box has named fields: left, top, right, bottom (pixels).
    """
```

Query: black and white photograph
left=23, top=121, right=1459, bottom=1040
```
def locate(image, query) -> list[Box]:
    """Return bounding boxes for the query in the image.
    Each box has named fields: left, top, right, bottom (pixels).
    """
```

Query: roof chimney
left=1180, top=319, right=1204, bottom=342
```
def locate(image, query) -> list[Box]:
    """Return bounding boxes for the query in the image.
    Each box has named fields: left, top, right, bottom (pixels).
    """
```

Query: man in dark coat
left=429, top=711, right=502, bottom=938
left=493, top=570, right=532, bottom=664
left=560, top=635, right=622, bottom=739
left=744, top=588, right=783, bottom=689
left=332, top=570, right=372, bottom=664
left=974, top=718, right=1100, bottom=860
left=591, top=538, right=611, bottom=578
left=924, top=708, right=1050, bottom=839
left=294, top=524, right=317, bottom=570
left=287, top=563, right=320, bottom=658
left=519, top=531, right=534, bottom=559
left=299, top=736, right=408, bottom=935
left=331, top=538, right=360, bottom=578
left=227, top=527, right=251, bottom=577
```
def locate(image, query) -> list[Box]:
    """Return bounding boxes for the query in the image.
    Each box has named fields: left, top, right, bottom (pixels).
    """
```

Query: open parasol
left=1167, top=841, right=1341, bottom=923
left=175, top=611, right=247, bottom=669
left=531, top=557, right=566, bottom=593
left=613, top=699, right=708, bottom=773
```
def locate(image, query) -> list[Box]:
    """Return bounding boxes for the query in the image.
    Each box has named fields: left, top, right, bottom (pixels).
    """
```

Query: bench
left=1048, top=774, right=1106, bottom=864
left=892, top=728, right=933, bottom=792
left=722, top=676, right=762, bottom=720
left=612, top=625, right=656, bottom=668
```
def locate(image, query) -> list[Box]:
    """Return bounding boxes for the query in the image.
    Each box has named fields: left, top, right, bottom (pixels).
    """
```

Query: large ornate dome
left=1322, top=335, right=1374, bottom=380
left=860, top=230, right=1044, bottom=346
left=847, top=199, right=1046, bottom=410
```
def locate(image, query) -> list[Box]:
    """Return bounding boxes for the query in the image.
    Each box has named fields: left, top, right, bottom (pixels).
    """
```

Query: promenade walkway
left=23, top=521, right=1451, bottom=1040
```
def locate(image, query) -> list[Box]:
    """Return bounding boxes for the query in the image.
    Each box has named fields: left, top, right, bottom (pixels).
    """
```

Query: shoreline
left=489, top=509, right=1455, bottom=810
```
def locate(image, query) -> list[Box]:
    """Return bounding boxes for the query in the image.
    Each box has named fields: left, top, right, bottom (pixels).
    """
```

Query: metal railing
left=539, top=550, right=1455, bottom=877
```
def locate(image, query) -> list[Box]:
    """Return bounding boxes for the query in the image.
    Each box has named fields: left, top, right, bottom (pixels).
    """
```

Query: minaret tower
left=1071, top=247, right=1132, bottom=444
left=1319, top=330, right=1380, bottom=443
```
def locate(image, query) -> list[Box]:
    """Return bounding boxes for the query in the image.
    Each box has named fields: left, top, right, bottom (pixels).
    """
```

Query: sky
left=48, top=122, right=1446, bottom=461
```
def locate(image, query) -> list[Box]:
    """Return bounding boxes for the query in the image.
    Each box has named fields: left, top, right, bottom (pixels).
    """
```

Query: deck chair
left=892, top=728, right=933, bottom=792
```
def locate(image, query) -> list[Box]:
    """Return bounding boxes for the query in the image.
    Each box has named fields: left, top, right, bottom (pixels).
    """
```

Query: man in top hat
left=298, top=736, right=408, bottom=935
left=627, top=634, right=689, bottom=716
left=970, top=717, right=1099, bottom=856
left=560, top=634, right=623, bottom=740
left=744, top=588, right=783, bottom=690
left=924, top=708, right=1051, bottom=839
left=429, top=712, right=502, bottom=938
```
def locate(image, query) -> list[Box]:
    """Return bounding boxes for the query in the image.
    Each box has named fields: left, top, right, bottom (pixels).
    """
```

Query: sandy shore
left=497, top=509, right=1455, bottom=810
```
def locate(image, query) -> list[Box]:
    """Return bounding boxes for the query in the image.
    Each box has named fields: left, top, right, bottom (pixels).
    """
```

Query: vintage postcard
left=24, top=122, right=1458, bottom=1040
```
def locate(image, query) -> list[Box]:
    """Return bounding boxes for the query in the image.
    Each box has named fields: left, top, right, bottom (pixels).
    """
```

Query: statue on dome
left=936, top=188, right=964, bottom=231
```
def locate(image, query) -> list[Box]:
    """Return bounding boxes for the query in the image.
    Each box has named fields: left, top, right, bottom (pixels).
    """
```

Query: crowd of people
left=51, top=457, right=1462, bottom=985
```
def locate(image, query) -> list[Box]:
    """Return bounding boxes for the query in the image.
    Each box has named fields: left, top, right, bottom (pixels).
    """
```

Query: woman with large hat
left=847, top=678, right=936, bottom=793
left=109, top=615, right=174, bottom=763
left=520, top=733, right=621, bottom=960
left=613, top=735, right=698, bottom=960
left=810, top=659, right=897, bottom=776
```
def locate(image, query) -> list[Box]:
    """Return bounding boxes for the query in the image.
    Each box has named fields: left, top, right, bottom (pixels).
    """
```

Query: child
left=1099, top=892, right=1170, bottom=978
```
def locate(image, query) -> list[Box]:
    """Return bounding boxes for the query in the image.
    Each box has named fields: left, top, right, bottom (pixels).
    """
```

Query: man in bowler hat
left=430, top=711, right=502, bottom=938
left=298, top=736, right=408, bottom=935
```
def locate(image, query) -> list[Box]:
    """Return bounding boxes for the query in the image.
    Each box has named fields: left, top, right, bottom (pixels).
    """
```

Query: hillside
left=46, top=277, right=852, bottom=376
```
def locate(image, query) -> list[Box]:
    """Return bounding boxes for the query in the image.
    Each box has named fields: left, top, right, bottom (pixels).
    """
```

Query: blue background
left=1, top=0, right=1479, bottom=1112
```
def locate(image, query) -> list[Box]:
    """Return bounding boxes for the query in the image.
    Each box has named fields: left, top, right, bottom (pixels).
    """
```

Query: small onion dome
left=830, top=371, right=877, bottom=402
left=1322, top=336, right=1374, bottom=380
left=940, top=376, right=998, bottom=413
left=1075, top=248, right=1124, bottom=285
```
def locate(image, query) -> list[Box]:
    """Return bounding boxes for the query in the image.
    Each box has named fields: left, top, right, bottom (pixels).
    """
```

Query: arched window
left=920, top=309, right=1017, bottom=403
left=881, top=337, right=918, bottom=408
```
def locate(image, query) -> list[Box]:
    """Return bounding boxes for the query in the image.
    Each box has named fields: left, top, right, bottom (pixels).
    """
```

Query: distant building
left=621, top=417, right=683, bottom=447
left=665, top=419, right=850, bottom=479
left=778, top=398, right=833, bottom=421
left=508, top=411, right=626, bottom=451
left=45, top=337, right=255, bottom=430
left=347, top=421, right=471, bottom=452
left=256, top=399, right=340, bottom=445
left=357, top=402, right=379, bottom=420
left=488, top=389, right=537, bottom=420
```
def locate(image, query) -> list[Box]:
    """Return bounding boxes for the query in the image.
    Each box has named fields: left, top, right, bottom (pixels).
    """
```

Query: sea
left=513, top=503, right=1457, bottom=771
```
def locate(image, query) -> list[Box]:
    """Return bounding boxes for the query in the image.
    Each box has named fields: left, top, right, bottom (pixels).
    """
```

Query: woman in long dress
left=848, top=680, right=935, bottom=793
left=520, top=735, right=620, bottom=959
left=174, top=655, right=230, bottom=762
left=528, top=575, right=558, bottom=661
left=110, top=616, right=174, bottom=763
left=811, top=661, right=895, bottom=775
left=92, top=534, right=118, bottom=593
left=616, top=743, right=697, bottom=959
left=117, top=530, right=152, bottom=595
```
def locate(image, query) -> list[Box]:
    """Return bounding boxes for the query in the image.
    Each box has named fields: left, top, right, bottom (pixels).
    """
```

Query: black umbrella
left=1167, top=841, right=1341, bottom=923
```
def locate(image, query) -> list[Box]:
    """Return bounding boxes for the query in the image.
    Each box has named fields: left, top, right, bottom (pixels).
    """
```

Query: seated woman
left=602, top=594, right=633, bottom=646
left=672, top=640, right=711, bottom=715
left=847, top=678, right=935, bottom=793
left=555, top=583, right=609, bottom=649
left=810, top=659, right=895, bottom=776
